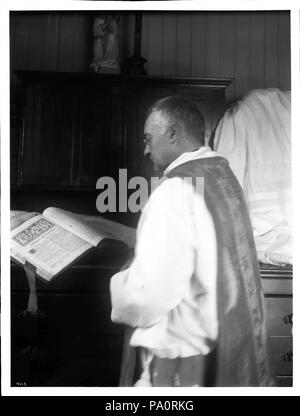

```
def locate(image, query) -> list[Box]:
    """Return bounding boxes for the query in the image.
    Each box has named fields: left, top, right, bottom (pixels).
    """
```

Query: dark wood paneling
left=10, top=11, right=291, bottom=105
left=42, top=13, right=61, bottom=72
left=147, top=13, right=163, bottom=75
left=58, top=14, right=77, bottom=72
left=13, top=13, right=30, bottom=71
left=125, top=13, right=136, bottom=59
left=265, top=12, right=279, bottom=88
left=176, top=12, right=192, bottom=77
left=206, top=12, right=221, bottom=77
left=142, top=11, right=290, bottom=103
left=162, top=13, right=177, bottom=76
left=10, top=11, right=17, bottom=70
left=14, top=71, right=231, bottom=189
left=219, top=12, right=235, bottom=104
left=27, top=13, right=45, bottom=71
left=141, top=12, right=149, bottom=65
left=190, top=12, right=206, bottom=77
left=250, top=12, right=265, bottom=91
left=74, top=85, right=114, bottom=186
left=20, top=82, right=75, bottom=186
left=11, top=12, right=90, bottom=75
left=235, top=12, right=251, bottom=101
left=278, top=12, right=291, bottom=91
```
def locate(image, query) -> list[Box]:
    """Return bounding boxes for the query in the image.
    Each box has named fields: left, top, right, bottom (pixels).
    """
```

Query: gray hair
left=146, top=95, right=205, bottom=146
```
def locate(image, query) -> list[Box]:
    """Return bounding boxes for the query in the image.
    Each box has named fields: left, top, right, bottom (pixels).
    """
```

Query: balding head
left=143, top=96, right=205, bottom=173
left=146, top=95, right=205, bottom=147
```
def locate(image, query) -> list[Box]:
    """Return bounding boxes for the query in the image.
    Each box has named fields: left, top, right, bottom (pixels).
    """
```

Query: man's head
left=143, top=95, right=205, bottom=173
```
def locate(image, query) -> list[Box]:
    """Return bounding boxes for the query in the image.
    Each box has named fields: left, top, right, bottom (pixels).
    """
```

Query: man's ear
left=168, top=124, right=177, bottom=143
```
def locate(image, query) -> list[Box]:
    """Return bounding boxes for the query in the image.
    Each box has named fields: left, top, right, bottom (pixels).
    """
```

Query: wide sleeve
left=110, top=179, right=196, bottom=328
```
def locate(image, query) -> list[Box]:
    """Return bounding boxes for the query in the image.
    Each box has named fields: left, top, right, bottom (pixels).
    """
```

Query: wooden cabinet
left=261, top=264, right=293, bottom=387
left=11, top=246, right=131, bottom=387
left=13, top=71, right=232, bottom=189
left=21, top=82, right=75, bottom=186
left=16, top=74, right=122, bottom=188
left=73, top=84, right=115, bottom=187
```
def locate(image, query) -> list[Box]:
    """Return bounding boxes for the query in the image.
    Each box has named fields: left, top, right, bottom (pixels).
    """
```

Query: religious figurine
left=90, top=14, right=120, bottom=74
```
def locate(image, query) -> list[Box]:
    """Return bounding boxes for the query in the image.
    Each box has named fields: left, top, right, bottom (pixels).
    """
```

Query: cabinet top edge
left=14, top=70, right=233, bottom=88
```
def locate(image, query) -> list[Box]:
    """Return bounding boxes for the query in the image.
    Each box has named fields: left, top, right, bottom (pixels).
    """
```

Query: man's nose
left=144, top=143, right=150, bottom=156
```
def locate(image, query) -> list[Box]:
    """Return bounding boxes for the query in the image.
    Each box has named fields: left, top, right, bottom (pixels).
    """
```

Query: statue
left=90, top=14, right=120, bottom=74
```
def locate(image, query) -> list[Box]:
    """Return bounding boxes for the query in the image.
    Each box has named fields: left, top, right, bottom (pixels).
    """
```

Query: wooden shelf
left=15, top=69, right=233, bottom=89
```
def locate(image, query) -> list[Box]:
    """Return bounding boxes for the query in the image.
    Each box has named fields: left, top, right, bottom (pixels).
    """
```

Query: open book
left=11, top=207, right=133, bottom=282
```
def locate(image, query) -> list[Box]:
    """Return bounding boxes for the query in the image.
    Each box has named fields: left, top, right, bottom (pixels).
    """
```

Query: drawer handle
left=281, top=351, right=293, bottom=363
left=282, top=313, right=293, bottom=325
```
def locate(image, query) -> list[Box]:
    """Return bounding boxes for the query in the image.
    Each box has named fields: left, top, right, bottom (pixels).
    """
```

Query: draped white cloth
left=214, top=88, right=292, bottom=265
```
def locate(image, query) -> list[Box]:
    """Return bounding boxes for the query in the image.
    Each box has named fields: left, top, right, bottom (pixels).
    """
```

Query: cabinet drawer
left=262, top=278, right=292, bottom=295
left=265, top=298, right=292, bottom=336
left=276, top=376, right=293, bottom=387
left=269, top=336, right=293, bottom=376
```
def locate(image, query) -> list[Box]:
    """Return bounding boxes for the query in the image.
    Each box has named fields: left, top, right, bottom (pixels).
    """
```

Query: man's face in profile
left=143, top=111, right=172, bottom=174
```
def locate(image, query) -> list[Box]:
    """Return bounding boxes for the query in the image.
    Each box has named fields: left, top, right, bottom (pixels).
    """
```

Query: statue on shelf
left=90, top=14, right=120, bottom=74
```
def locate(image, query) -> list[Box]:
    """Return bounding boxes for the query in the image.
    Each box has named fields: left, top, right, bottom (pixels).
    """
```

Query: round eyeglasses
left=143, top=134, right=152, bottom=146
